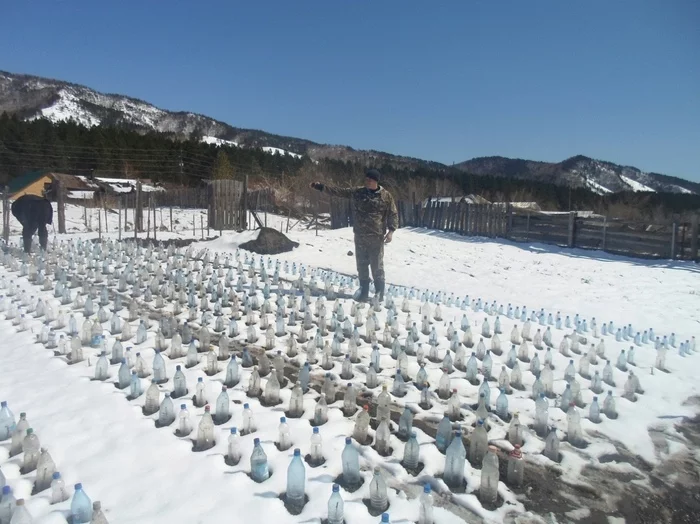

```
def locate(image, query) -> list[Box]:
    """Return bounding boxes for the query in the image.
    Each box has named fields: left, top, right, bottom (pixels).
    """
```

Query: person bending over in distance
left=11, top=193, right=54, bottom=253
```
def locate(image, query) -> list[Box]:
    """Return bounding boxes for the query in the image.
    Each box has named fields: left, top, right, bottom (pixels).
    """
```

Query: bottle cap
left=254, top=437, right=260, bottom=444
left=510, top=445, right=523, bottom=459
left=280, top=417, right=286, bottom=423
left=332, top=484, right=340, bottom=492
left=345, top=437, right=352, bottom=444
left=244, top=403, right=249, bottom=409
left=26, top=428, right=34, bottom=435
left=75, top=483, right=82, bottom=490
left=52, top=472, right=61, bottom=479
left=423, top=484, right=431, bottom=493
left=230, top=428, right=237, bottom=434
left=293, top=448, right=301, bottom=456
left=93, top=501, right=102, bottom=510
left=313, top=427, right=319, bottom=434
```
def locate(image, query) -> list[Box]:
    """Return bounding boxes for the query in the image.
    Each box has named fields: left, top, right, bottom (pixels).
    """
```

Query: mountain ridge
left=0, top=70, right=697, bottom=195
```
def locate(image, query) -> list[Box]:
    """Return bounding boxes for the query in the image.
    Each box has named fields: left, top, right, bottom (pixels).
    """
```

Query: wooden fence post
left=671, top=222, right=677, bottom=260
left=690, top=215, right=699, bottom=261
left=152, top=196, right=157, bottom=242
left=55, top=179, right=66, bottom=234
left=602, top=216, right=607, bottom=251
left=118, top=197, right=122, bottom=241
left=2, top=189, right=10, bottom=244
left=242, top=175, right=248, bottom=230
left=135, top=182, right=143, bottom=232
left=568, top=212, right=576, bottom=248
left=98, top=205, right=102, bottom=241
left=506, top=204, right=513, bottom=239
left=526, top=212, right=531, bottom=242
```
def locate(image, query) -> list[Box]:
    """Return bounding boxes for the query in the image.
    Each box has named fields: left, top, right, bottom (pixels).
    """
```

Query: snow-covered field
left=0, top=204, right=698, bottom=524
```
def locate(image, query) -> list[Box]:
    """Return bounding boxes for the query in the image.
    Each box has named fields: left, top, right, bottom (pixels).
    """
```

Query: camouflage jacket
left=321, top=185, right=399, bottom=237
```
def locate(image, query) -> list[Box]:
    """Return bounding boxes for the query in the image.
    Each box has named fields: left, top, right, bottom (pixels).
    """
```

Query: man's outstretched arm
left=310, top=182, right=355, bottom=199
left=384, top=192, right=399, bottom=243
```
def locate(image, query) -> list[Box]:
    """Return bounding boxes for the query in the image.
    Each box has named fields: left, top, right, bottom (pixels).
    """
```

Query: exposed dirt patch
left=239, top=227, right=299, bottom=255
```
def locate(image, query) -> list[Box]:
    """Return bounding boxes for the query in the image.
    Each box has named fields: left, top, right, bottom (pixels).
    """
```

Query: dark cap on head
left=365, top=169, right=381, bottom=182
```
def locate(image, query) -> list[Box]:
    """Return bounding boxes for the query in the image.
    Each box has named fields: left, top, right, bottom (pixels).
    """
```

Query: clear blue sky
left=2, top=1, right=699, bottom=180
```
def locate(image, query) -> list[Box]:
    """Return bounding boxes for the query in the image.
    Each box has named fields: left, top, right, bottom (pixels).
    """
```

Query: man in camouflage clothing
left=311, top=169, right=398, bottom=302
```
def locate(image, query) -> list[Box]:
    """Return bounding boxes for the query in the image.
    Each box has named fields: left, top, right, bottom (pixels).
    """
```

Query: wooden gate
left=208, top=179, right=246, bottom=230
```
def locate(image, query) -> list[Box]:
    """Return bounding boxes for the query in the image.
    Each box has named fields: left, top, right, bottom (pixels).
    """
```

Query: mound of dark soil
left=239, top=227, right=299, bottom=255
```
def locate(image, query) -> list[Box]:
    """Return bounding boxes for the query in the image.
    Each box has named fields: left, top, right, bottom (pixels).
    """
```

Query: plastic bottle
left=444, top=430, right=466, bottom=488
left=469, top=421, right=488, bottom=466
left=158, top=393, right=175, bottom=426
left=215, top=387, right=230, bottom=424
left=418, top=484, right=434, bottom=524
left=71, top=483, right=92, bottom=524
left=544, top=427, right=560, bottom=461
left=310, top=427, right=323, bottom=464
left=50, top=472, right=68, bottom=504
left=144, top=381, right=160, bottom=415
left=21, top=429, right=40, bottom=472
left=0, top=486, right=16, bottom=523
left=177, top=404, right=192, bottom=436
left=480, top=446, right=499, bottom=505
left=375, top=417, right=391, bottom=455
left=8, top=498, right=31, bottom=524
left=507, top=444, right=524, bottom=487
left=369, top=467, right=389, bottom=513
left=353, top=405, right=370, bottom=442
left=535, top=394, right=549, bottom=435
left=277, top=417, right=292, bottom=451
left=35, top=448, right=56, bottom=492
left=589, top=396, right=601, bottom=423
left=403, top=432, right=420, bottom=470
left=286, top=449, right=306, bottom=512
left=250, top=438, right=270, bottom=482
left=341, top=437, right=361, bottom=489
left=242, top=403, right=256, bottom=434
left=196, top=406, right=215, bottom=449
left=90, top=501, right=109, bottom=524
left=435, top=415, right=453, bottom=453
left=0, top=402, right=16, bottom=441
left=327, top=484, right=344, bottom=524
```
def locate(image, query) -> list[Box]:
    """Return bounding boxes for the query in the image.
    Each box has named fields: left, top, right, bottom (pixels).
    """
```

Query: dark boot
left=357, top=280, right=370, bottom=302
left=375, top=279, right=385, bottom=302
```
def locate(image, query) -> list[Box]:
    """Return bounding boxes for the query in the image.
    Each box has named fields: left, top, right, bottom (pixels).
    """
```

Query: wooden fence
left=207, top=179, right=246, bottom=231
left=330, top=199, right=700, bottom=261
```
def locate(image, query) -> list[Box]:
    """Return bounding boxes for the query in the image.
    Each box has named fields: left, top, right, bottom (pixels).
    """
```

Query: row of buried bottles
left=6, top=235, right=692, bottom=357
left=0, top=403, right=106, bottom=524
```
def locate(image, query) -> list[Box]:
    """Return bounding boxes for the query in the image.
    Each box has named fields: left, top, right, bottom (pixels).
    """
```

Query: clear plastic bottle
left=375, top=417, right=391, bottom=455
left=177, top=404, right=192, bottom=436
left=444, top=430, right=466, bottom=488
left=369, top=467, right=389, bottom=513
left=0, top=401, right=16, bottom=441
left=544, top=427, right=560, bottom=461
left=353, top=405, right=370, bottom=442
left=91, top=501, right=109, bottom=524
left=21, top=428, right=40, bottom=472
left=71, top=483, right=92, bottom=524
left=215, top=387, right=230, bottom=424
left=479, top=446, right=499, bottom=505
left=173, top=365, right=187, bottom=397
left=469, top=421, right=488, bottom=466
left=242, top=403, right=256, bottom=434
left=50, top=472, right=68, bottom=504
left=418, top=484, right=434, bottom=524
left=35, top=448, right=56, bottom=492
left=250, top=438, right=269, bottom=482
left=196, top=406, right=215, bottom=449
left=278, top=417, right=292, bottom=451
left=286, top=449, right=306, bottom=512
left=435, top=415, right=453, bottom=453
left=310, top=427, right=323, bottom=464
left=398, top=407, right=413, bottom=439
left=341, top=437, right=361, bottom=488
left=327, top=484, right=344, bottom=524
left=507, top=444, right=524, bottom=486
left=8, top=498, right=31, bottom=524
left=0, top=486, right=16, bottom=523
left=376, top=384, right=391, bottom=421
left=227, top=428, right=241, bottom=465
left=158, top=393, right=175, bottom=426
left=403, top=432, right=420, bottom=470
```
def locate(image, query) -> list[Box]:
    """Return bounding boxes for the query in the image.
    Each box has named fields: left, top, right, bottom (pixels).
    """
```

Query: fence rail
left=331, top=200, right=700, bottom=261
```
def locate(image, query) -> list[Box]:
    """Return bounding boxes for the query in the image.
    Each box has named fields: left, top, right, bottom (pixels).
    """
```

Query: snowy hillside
left=1, top=70, right=697, bottom=195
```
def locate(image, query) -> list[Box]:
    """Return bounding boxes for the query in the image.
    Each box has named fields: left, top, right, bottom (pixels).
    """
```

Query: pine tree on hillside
left=212, top=150, right=234, bottom=180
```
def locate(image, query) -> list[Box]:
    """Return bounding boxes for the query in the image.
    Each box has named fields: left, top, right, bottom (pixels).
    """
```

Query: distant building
left=7, top=171, right=95, bottom=200
left=422, top=194, right=490, bottom=207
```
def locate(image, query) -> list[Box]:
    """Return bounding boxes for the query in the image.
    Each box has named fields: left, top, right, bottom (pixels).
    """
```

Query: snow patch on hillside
left=620, top=175, right=655, bottom=192
left=262, top=146, right=302, bottom=159
left=201, top=136, right=240, bottom=148
left=34, top=90, right=101, bottom=127
left=584, top=178, right=612, bottom=195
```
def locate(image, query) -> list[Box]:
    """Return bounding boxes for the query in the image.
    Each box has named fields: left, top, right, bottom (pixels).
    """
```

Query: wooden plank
left=691, top=215, right=699, bottom=261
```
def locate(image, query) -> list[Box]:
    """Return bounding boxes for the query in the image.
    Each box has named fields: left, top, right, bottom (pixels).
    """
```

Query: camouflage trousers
left=354, top=235, right=384, bottom=283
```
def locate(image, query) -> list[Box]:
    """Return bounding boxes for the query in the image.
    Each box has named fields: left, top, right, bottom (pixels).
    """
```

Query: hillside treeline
left=0, top=113, right=698, bottom=223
